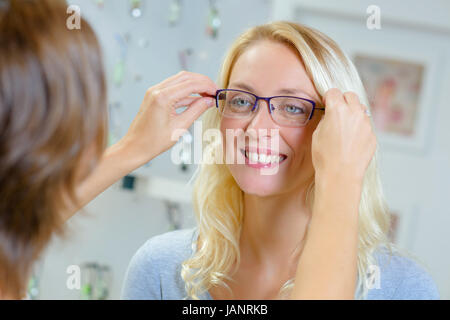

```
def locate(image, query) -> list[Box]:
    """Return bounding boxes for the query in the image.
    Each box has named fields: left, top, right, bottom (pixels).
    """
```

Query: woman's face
left=220, top=40, right=323, bottom=197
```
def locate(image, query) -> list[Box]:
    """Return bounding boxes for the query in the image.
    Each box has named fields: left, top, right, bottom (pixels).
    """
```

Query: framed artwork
left=354, top=55, right=423, bottom=137
left=346, top=43, right=441, bottom=154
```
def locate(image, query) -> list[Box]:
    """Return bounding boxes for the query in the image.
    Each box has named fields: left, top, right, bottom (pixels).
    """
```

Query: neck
left=240, top=186, right=312, bottom=270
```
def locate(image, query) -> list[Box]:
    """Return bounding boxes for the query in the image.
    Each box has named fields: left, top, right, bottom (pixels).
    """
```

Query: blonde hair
left=181, top=21, right=401, bottom=300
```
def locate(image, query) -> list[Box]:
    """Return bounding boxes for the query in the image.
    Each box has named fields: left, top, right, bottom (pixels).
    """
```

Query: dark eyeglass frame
left=214, top=89, right=325, bottom=127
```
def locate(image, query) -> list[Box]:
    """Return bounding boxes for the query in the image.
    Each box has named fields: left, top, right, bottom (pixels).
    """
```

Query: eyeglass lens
left=217, top=90, right=314, bottom=127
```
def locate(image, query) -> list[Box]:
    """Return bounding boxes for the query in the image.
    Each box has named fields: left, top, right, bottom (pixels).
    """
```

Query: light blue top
left=121, top=228, right=440, bottom=300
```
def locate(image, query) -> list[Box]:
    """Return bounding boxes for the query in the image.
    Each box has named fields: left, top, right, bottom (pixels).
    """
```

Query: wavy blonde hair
left=181, top=21, right=401, bottom=300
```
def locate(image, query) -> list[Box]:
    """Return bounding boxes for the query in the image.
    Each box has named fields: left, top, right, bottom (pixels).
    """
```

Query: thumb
left=177, top=96, right=215, bottom=128
left=312, top=115, right=324, bottom=138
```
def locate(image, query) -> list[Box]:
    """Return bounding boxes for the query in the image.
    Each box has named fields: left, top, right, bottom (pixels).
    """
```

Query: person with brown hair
left=0, top=0, right=216, bottom=299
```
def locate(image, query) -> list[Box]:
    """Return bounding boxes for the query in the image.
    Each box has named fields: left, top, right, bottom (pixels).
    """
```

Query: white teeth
left=245, top=150, right=285, bottom=164
left=258, top=154, right=267, bottom=164
left=271, top=155, right=279, bottom=163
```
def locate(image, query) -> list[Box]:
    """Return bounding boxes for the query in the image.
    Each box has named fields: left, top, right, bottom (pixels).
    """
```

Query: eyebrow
left=228, top=82, right=313, bottom=98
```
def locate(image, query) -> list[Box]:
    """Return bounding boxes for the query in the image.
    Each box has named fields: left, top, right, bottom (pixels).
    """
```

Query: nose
left=246, top=98, right=278, bottom=133
left=245, top=99, right=279, bottom=148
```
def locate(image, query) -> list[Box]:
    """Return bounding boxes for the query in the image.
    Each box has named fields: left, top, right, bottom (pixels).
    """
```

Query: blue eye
left=231, top=97, right=252, bottom=107
left=285, top=105, right=305, bottom=114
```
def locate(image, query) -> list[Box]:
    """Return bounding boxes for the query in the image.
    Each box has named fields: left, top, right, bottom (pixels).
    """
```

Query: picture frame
left=346, top=43, right=441, bottom=154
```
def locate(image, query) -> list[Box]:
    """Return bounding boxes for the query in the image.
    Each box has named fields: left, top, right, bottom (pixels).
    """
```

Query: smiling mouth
left=241, top=148, right=288, bottom=165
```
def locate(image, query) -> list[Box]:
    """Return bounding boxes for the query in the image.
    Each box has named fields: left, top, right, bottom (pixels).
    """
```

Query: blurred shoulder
left=138, top=227, right=197, bottom=260
left=367, top=247, right=440, bottom=300
left=121, top=227, right=197, bottom=299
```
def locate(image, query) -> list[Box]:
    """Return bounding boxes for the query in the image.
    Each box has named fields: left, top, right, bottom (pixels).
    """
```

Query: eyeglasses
left=214, top=89, right=325, bottom=127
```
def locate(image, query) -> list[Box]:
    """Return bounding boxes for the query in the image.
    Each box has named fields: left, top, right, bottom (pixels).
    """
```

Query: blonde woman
left=121, top=21, right=439, bottom=300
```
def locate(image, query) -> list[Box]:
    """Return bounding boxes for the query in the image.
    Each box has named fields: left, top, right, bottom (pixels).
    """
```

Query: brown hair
left=0, top=0, right=107, bottom=298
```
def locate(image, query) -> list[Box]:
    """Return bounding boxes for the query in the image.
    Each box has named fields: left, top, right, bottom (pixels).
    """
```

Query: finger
left=159, top=71, right=216, bottom=92
left=312, top=115, right=325, bottom=141
left=161, top=78, right=218, bottom=106
left=153, top=71, right=189, bottom=90
left=184, top=92, right=217, bottom=101
left=343, top=91, right=360, bottom=106
left=174, top=96, right=202, bottom=108
left=176, top=96, right=215, bottom=127
left=323, top=88, right=345, bottom=110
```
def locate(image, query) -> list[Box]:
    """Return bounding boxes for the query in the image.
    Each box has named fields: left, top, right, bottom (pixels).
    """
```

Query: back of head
left=0, top=0, right=107, bottom=298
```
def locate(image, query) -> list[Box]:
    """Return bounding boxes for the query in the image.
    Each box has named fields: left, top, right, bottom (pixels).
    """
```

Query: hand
left=311, top=88, right=376, bottom=183
left=120, top=71, right=218, bottom=165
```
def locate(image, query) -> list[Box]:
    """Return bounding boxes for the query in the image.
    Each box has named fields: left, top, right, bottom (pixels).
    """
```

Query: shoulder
left=367, top=248, right=440, bottom=300
left=138, top=227, right=197, bottom=258
left=121, top=227, right=197, bottom=300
